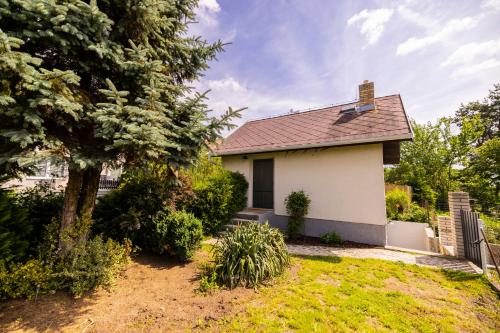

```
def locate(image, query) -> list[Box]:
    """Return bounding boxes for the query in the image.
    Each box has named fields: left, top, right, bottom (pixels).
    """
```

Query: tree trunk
left=76, top=165, right=103, bottom=240
left=59, top=164, right=103, bottom=255
left=59, top=166, right=84, bottom=255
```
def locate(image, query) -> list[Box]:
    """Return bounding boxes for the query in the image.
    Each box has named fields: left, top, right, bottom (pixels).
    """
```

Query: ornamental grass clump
left=213, top=223, right=290, bottom=289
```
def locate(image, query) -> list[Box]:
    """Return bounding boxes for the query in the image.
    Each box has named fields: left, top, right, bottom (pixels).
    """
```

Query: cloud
left=396, top=5, right=436, bottom=30
left=481, top=0, right=500, bottom=11
left=396, top=16, right=478, bottom=55
left=195, top=0, right=221, bottom=28
left=440, top=38, right=500, bottom=77
left=206, top=77, right=246, bottom=93
left=441, top=38, right=500, bottom=67
left=451, top=59, right=500, bottom=77
left=198, top=0, right=220, bottom=12
left=347, top=8, right=394, bottom=45
left=198, top=77, right=317, bottom=131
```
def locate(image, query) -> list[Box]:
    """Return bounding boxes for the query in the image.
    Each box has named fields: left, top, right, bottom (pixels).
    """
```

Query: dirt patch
left=384, top=276, right=449, bottom=300
left=0, top=252, right=255, bottom=332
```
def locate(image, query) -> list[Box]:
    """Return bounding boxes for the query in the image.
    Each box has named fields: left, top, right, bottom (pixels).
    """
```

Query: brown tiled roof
left=213, top=95, right=412, bottom=156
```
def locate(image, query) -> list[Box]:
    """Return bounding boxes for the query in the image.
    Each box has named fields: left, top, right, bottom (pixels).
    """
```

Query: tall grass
left=213, top=223, right=290, bottom=288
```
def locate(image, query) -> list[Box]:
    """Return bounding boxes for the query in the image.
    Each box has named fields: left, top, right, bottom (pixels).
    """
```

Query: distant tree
left=387, top=84, right=499, bottom=212
left=386, top=120, right=445, bottom=205
left=385, top=117, right=481, bottom=206
left=460, top=137, right=500, bottom=211
left=0, top=1, right=241, bottom=254
left=454, top=84, right=500, bottom=146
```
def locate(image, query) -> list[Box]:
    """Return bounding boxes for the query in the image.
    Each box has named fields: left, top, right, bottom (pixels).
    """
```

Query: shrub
left=185, top=153, right=248, bottom=234
left=93, top=164, right=193, bottom=245
left=228, top=171, right=249, bottom=214
left=321, top=231, right=343, bottom=245
left=189, top=169, right=233, bottom=233
left=0, top=189, right=31, bottom=263
left=386, top=189, right=410, bottom=220
left=400, top=203, right=429, bottom=223
left=150, top=210, right=203, bottom=261
left=189, top=169, right=248, bottom=234
left=53, top=235, right=131, bottom=297
left=482, top=214, right=499, bottom=244
left=1, top=219, right=132, bottom=300
left=213, top=222, right=290, bottom=288
left=17, top=183, right=64, bottom=248
left=285, top=190, right=311, bottom=239
left=197, top=263, right=219, bottom=294
left=0, top=259, right=55, bottom=300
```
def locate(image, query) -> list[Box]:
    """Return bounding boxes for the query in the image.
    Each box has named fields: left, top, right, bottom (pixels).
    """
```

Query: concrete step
left=223, top=224, right=238, bottom=231
left=219, top=219, right=256, bottom=236
left=230, top=218, right=256, bottom=225
left=217, top=224, right=238, bottom=236
left=234, top=212, right=260, bottom=220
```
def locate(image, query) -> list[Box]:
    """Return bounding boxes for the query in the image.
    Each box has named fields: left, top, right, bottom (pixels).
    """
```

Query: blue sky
left=190, top=0, right=500, bottom=132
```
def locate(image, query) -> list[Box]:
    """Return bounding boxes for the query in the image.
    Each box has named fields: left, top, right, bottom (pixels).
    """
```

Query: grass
left=207, top=255, right=499, bottom=333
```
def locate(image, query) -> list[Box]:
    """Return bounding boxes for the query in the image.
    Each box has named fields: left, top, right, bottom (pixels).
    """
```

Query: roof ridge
left=244, top=94, right=400, bottom=124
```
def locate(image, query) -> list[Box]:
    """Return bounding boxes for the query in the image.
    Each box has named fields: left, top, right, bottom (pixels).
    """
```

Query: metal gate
left=460, top=210, right=482, bottom=267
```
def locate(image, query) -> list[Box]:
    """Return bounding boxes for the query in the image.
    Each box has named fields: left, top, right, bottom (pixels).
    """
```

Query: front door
left=253, top=159, right=274, bottom=209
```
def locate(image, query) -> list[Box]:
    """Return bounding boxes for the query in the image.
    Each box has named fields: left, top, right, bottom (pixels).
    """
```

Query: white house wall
left=221, top=143, right=386, bottom=225
left=221, top=144, right=388, bottom=245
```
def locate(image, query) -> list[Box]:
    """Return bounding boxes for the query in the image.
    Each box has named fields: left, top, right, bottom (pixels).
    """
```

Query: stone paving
left=204, top=239, right=480, bottom=273
left=287, top=244, right=480, bottom=274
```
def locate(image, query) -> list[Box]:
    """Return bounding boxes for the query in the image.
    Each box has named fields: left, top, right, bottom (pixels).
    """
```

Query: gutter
left=212, top=133, right=413, bottom=157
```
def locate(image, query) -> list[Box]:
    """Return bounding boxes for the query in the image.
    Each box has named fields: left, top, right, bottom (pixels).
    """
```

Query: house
left=3, top=158, right=122, bottom=196
left=212, top=81, right=413, bottom=246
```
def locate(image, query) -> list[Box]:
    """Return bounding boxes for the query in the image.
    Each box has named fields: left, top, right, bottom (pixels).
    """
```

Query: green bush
left=482, top=214, right=499, bottom=244
left=1, top=219, right=132, bottom=300
left=53, top=235, right=131, bottom=297
left=0, top=185, right=64, bottom=264
left=228, top=171, right=249, bottom=214
left=197, top=263, right=219, bottom=295
left=386, top=189, right=411, bottom=220
left=93, top=165, right=193, bottom=245
left=400, top=203, right=429, bottom=223
left=150, top=210, right=203, bottom=261
left=0, top=259, right=55, bottom=300
left=321, top=231, right=343, bottom=245
left=189, top=169, right=232, bottom=233
left=18, top=184, right=64, bottom=250
left=213, top=222, right=290, bottom=289
left=185, top=153, right=248, bottom=234
left=285, top=190, right=311, bottom=239
left=189, top=169, right=248, bottom=234
left=0, top=189, right=31, bottom=263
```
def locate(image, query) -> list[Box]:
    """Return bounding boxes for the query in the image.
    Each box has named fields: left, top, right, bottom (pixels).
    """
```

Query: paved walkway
left=287, top=244, right=480, bottom=274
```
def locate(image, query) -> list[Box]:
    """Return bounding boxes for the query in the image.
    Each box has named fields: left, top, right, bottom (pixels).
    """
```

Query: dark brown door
left=253, top=159, right=274, bottom=209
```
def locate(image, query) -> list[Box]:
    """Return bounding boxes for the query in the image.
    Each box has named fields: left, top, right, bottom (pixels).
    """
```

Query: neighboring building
left=3, top=159, right=121, bottom=196
left=213, top=81, right=413, bottom=245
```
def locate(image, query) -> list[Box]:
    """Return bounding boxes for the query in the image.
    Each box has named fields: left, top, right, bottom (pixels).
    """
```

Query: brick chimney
left=358, top=80, right=374, bottom=108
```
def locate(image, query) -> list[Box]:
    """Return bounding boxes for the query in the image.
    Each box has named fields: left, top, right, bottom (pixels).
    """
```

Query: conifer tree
left=0, top=0, right=240, bottom=253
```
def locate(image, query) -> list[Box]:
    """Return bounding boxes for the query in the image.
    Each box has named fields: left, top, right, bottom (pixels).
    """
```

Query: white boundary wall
left=387, top=221, right=430, bottom=251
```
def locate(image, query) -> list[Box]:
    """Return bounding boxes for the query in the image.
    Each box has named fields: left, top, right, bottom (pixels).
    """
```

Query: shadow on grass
left=441, top=269, right=484, bottom=282
left=291, top=254, right=343, bottom=264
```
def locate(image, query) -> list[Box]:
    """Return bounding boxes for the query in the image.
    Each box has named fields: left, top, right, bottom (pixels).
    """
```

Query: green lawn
left=207, top=255, right=499, bottom=333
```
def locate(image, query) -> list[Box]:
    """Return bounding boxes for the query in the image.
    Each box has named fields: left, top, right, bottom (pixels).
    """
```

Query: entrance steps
left=220, top=208, right=274, bottom=234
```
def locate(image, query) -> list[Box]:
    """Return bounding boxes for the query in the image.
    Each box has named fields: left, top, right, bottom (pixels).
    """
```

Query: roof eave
left=212, top=133, right=413, bottom=157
